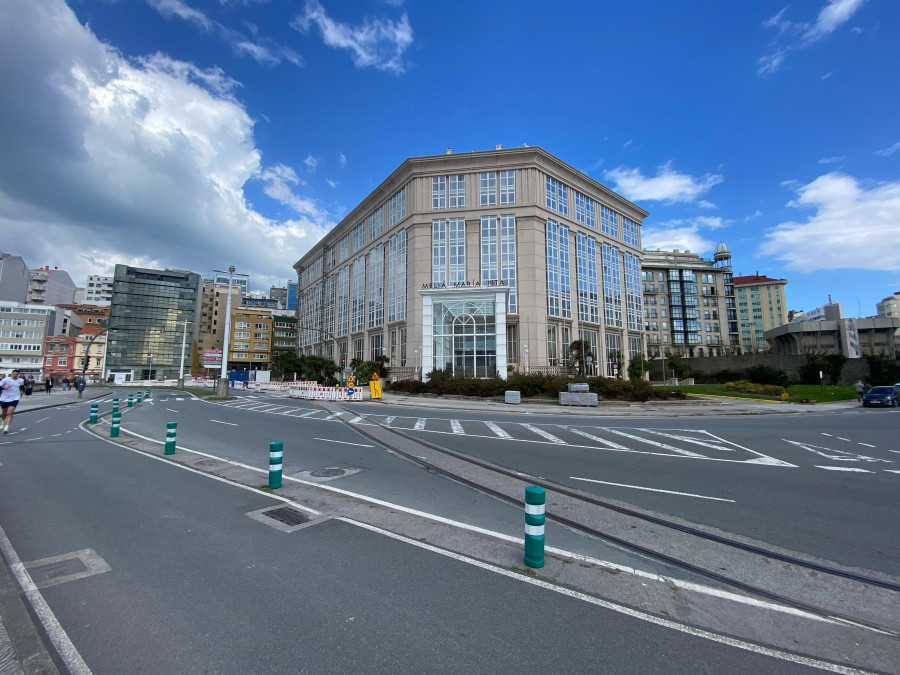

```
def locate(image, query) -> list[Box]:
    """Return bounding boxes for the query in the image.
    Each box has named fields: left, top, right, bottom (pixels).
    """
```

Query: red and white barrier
left=288, top=384, right=363, bottom=401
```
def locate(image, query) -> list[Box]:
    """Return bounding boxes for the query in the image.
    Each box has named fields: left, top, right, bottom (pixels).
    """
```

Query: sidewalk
left=13, top=387, right=113, bottom=414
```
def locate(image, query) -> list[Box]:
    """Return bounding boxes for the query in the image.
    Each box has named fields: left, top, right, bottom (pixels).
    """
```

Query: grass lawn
left=659, top=383, right=857, bottom=403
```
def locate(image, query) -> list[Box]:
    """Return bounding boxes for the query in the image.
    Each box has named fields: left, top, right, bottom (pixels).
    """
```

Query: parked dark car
left=862, top=386, right=899, bottom=407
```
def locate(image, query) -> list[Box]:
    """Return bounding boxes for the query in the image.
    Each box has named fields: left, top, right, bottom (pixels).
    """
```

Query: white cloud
left=744, top=210, right=763, bottom=222
left=818, top=155, right=845, bottom=164
left=875, top=141, right=900, bottom=157
left=326, top=179, right=338, bottom=188
left=0, top=0, right=330, bottom=290
left=697, top=200, right=717, bottom=210
left=759, top=173, right=900, bottom=272
left=623, top=139, right=632, bottom=149
left=758, top=0, right=867, bottom=76
left=821, top=71, right=833, bottom=80
left=640, top=216, right=729, bottom=254
left=292, top=0, right=413, bottom=75
left=338, top=152, right=347, bottom=168
left=603, top=162, right=723, bottom=203
left=148, top=0, right=302, bottom=68
left=303, top=154, right=319, bottom=171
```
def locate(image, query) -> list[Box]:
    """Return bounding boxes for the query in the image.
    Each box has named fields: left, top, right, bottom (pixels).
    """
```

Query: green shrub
left=744, top=365, right=790, bottom=388
left=723, top=380, right=786, bottom=396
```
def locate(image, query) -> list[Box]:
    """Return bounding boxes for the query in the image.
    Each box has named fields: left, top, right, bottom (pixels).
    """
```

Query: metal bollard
left=110, top=411, right=121, bottom=438
left=268, top=441, right=283, bottom=489
left=524, top=485, right=545, bottom=568
left=89, top=403, right=98, bottom=424
left=165, top=421, right=177, bottom=455
left=127, top=394, right=133, bottom=408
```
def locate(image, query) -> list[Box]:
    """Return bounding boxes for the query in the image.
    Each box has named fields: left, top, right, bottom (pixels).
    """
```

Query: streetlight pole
left=178, top=319, right=193, bottom=388
left=147, top=352, right=153, bottom=381
left=523, top=344, right=529, bottom=374
left=213, top=266, right=247, bottom=397
left=414, top=346, right=421, bottom=381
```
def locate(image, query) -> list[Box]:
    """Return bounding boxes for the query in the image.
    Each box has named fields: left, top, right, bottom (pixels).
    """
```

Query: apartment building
left=734, top=274, right=788, bottom=353
left=640, top=244, right=738, bottom=357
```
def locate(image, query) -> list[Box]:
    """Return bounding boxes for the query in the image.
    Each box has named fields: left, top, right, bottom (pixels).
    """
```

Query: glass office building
left=106, top=265, right=201, bottom=380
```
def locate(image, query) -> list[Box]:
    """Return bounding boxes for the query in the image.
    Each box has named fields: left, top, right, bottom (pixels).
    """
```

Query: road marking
left=889, top=449, right=900, bottom=455
left=313, top=438, right=373, bottom=447
left=348, top=416, right=365, bottom=424
left=569, top=477, right=735, bottom=502
left=603, top=428, right=706, bottom=458
left=383, top=416, right=395, bottom=425
left=0, top=524, right=91, bottom=675
left=858, top=443, right=875, bottom=448
left=885, top=470, right=900, bottom=474
left=560, top=426, right=630, bottom=449
left=413, top=418, right=426, bottom=430
left=450, top=419, right=464, bottom=434
left=783, top=440, right=889, bottom=463
left=521, top=423, right=566, bottom=444
left=210, top=419, right=238, bottom=426
left=485, top=421, right=511, bottom=439
left=339, top=519, right=856, bottom=672
left=36, top=417, right=50, bottom=423
left=836, top=437, right=851, bottom=442
left=821, top=433, right=833, bottom=437
left=97, top=424, right=849, bottom=636
left=166, top=408, right=179, bottom=413
left=815, top=466, right=873, bottom=473
left=51, top=433, right=61, bottom=437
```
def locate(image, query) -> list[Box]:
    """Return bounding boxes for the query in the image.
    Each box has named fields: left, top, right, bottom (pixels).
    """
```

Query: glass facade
left=106, top=265, right=200, bottom=379
left=432, top=299, right=496, bottom=378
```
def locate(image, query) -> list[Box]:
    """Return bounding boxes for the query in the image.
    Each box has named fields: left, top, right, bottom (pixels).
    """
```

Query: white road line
left=313, top=438, right=373, bottom=448
left=36, top=417, right=50, bottom=423
left=521, top=423, right=566, bottom=444
left=884, top=470, right=900, bottom=474
left=51, top=433, right=61, bottom=437
left=821, top=433, right=833, bottom=437
left=889, top=450, right=900, bottom=455
left=166, top=408, right=179, bottom=413
left=815, top=466, right=873, bottom=473
left=210, top=419, right=238, bottom=426
left=0, top=524, right=92, bottom=675
left=561, top=426, right=631, bottom=449
left=383, top=416, right=395, bottom=426
left=858, top=443, right=875, bottom=448
left=640, top=429, right=736, bottom=453
left=413, top=418, right=426, bottom=430
left=450, top=419, right=464, bottom=434
left=292, top=410, right=319, bottom=418
left=836, top=437, right=851, bottom=442
left=485, top=421, right=511, bottom=439
left=348, top=416, right=365, bottom=424
left=338, top=519, right=855, bottom=672
left=603, top=428, right=706, bottom=458
left=570, top=477, right=735, bottom=502
left=783, top=440, right=886, bottom=463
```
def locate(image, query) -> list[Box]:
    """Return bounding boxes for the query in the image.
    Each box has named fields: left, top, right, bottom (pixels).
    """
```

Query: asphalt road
left=0, top=396, right=834, bottom=673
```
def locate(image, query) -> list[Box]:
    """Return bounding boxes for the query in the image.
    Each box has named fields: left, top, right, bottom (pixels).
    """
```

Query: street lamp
left=213, top=266, right=248, bottom=397
left=147, top=352, right=153, bottom=381
left=414, top=346, right=421, bottom=381
left=178, top=319, right=193, bottom=387
left=523, top=344, right=529, bottom=374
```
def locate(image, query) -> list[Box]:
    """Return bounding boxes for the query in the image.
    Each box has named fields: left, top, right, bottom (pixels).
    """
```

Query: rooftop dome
left=713, top=242, right=731, bottom=262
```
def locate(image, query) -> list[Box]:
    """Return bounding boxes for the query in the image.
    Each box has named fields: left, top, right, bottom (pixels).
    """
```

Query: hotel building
left=293, top=146, right=647, bottom=379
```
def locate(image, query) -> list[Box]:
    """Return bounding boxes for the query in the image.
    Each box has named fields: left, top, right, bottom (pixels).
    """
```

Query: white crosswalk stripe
left=521, top=423, right=566, bottom=444
left=450, top=419, right=464, bottom=434
left=485, top=421, right=511, bottom=439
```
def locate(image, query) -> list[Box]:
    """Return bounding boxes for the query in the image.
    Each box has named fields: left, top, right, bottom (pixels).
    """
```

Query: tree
left=627, top=354, right=652, bottom=381
left=665, top=353, right=691, bottom=379
left=568, top=340, right=594, bottom=376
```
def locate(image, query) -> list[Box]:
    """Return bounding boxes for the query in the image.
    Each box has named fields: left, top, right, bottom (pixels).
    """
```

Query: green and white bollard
left=112, top=397, right=119, bottom=414
left=145, top=387, right=151, bottom=399
left=110, top=411, right=121, bottom=438
left=268, top=441, right=283, bottom=489
left=164, top=421, right=177, bottom=455
left=136, top=392, right=142, bottom=404
left=127, top=394, right=133, bottom=407
left=89, top=403, right=98, bottom=424
left=524, top=485, right=545, bottom=568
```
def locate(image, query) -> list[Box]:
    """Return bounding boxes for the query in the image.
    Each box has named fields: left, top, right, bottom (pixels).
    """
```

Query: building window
left=336, top=266, right=350, bottom=336
left=354, top=337, right=365, bottom=362
left=623, top=252, right=643, bottom=331
left=546, top=220, right=572, bottom=318
left=602, top=243, right=622, bottom=327
left=499, top=170, right=515, bottom=205
left=369, top=207, right=384, bottom=240
left=480, top=172, right=497, bottom=206
left=368, top=245, right=384, bottom=329
left=338, top=235, right=350, bottom=262
left=351, top=257, right=366, bottom=334
left=576, top=233, right=599, bottom=324
left=579, top=328, right=600, bottom=375
left=575, top=192, right=595, bottom=228
left=432, top=176, right=446, bottom=210
left=432, top=219, right=465, bottom=286
left=389, top=186, right=407, bottom=225
left=601, top=205, right=619, bottom=238
left=369, top=333, right=383, bottom=362
left=57, top=357, right=68, bottom=366
left=507, top=323, right=518, bottom=363
left=547, top=324, right=558, bottom=365
left=448, top=175, right=465, bottom=208
left=500, top=215, right=518, bottom=314
left=387, top=229, right=407, bottom=322
left=352, top=223, right=366, bottom=251
left=604, top=331, right=621, bottom=377
left=545, top=177, right=569, bottom=216
left=623, top=217, right=639, bottom=247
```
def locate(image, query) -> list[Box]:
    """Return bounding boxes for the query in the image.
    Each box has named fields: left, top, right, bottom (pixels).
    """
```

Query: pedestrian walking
left=24, top=376, right=34, bottom=396
left=45, top=377, right=53, bottom=394
left=0, top=369, right=24, bottom=434
left=855, top=379, right=865, bottom=403
left=62, top=376, right=70, bottom=391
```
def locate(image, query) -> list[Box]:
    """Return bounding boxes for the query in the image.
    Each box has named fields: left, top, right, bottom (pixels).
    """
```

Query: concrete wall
left=650, top=354, right=897, bottom=385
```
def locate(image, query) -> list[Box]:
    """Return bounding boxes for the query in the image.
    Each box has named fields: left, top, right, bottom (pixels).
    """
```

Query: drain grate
left=263, top=507, right=311, bottom=527
left=29, top=558, right=88, bottom=584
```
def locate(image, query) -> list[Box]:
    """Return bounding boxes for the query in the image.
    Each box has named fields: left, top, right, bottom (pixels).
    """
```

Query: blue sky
left=1, top=0, right=898, bottom=315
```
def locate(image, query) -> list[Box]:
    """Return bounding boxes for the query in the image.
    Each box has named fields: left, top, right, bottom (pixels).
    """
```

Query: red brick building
left=43, top=335, right=78, bottom=383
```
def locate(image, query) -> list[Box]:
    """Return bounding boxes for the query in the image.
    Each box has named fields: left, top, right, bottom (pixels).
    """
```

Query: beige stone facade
left=294, top=147, right=647, bottom=379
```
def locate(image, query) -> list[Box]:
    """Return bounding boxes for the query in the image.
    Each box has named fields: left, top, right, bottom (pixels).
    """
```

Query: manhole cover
left=263, top=507, right=311, bottom=527
left=310, top=468, right=345, bottom=478
left=29, top=558, right=88, bottom=584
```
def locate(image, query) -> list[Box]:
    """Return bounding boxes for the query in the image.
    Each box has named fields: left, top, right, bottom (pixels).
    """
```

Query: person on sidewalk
left=855, top=379, right=866, bottom=403
left=44, top=377, right=53, bottom=394
left=24, top=376, right=34, bottom=396
left=0, top=369, right=24, bottom=434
